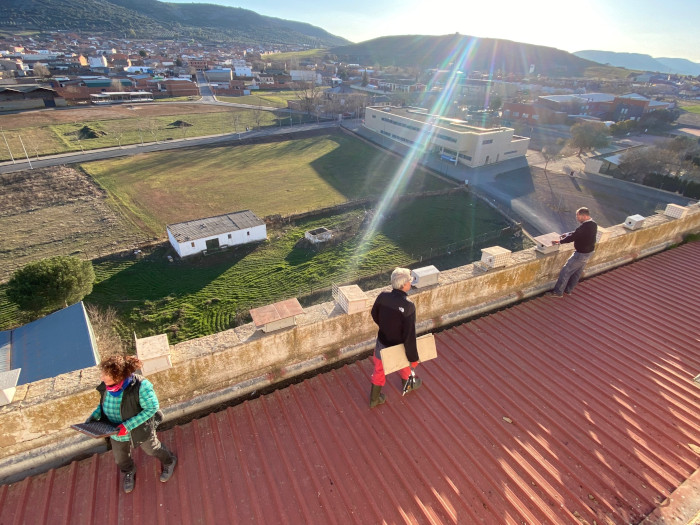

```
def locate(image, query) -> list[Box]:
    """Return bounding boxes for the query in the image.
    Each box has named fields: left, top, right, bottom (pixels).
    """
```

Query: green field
left=0, top=108, right=290, bottom=162
left=679, top=104, right=700, bottom=115
left=82, top=131, right=451, bottom=235
left=81, top=192, right=512, bottom=342
left=218, top=90, right=315, bottom=108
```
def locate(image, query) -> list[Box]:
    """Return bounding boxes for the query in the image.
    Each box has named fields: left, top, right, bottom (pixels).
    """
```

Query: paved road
left=0, top=121, right=339, bottom=174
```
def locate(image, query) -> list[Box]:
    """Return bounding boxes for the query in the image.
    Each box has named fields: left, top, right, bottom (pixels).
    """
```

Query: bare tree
left=252, top=103, right=264, bottom=129
left=148, top=119, right=160, bottom=143
left=32, top=63, right=50, bottom=79
left=293, top=81, right=322, bottom=116
left=86, top=304, right=125, bottom=358
left=107, top=121, right=127, bottom=148
left=541, top=142, right=564, bottom=173
left=618, top=147, right=676, bottom=182
left=110, top=78, right=124, bottom=92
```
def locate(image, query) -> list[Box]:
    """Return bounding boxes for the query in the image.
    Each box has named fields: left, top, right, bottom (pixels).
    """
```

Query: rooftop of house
left=1, top=240, right=699, bottom=524
left=1, top=302, right=98, bottom=385
left=167, top=210, right=265, bottom=242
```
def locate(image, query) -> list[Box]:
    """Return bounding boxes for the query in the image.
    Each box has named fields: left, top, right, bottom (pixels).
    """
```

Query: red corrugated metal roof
left=2, top=242, right=700, bottom=525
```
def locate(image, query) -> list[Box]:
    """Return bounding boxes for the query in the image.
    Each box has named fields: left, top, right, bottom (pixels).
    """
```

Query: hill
left=330, top=34, right=598, bottom=77
left=0, top=0, right=350, bottom=47
left=574, top=50, right=700, bottom=76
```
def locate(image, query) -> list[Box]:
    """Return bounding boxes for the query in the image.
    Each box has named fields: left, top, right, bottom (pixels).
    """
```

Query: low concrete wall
left=1, top=206, right=699, bottom=482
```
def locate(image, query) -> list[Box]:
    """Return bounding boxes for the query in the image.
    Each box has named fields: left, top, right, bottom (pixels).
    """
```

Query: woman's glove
left=116, top=424, right=129, bottom=437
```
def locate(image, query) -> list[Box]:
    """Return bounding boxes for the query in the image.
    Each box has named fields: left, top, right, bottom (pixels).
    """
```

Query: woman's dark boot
left=369, top=384, right=386, bottom=408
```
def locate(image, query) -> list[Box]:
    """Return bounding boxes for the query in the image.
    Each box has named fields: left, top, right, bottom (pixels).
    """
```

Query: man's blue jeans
left=553, top=251, right=593, bottom=295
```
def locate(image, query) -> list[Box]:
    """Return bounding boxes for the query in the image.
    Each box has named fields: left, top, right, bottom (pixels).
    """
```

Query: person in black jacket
left=550, top=207, right=597, bottom=297
left=87, top=355, right=176, bottom=493
left=369, top=267, right=422, bottom=408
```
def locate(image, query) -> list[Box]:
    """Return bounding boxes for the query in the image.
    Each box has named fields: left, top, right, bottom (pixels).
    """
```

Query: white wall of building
left=233, top=65, right=252, bottom=77
left=364, top=106, right=529, bottom=168
left=168, top=224, right=267, bottom=258
left=290, top=70, right=322, bottom=85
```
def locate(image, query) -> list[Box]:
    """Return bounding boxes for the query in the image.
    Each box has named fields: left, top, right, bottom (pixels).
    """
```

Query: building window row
left=504, top=150, right=517, bottom=155
left=381, top=116, right=421, bottom=132
left=436, top=133, right=457, bottom=143
left=482, top=139, right=493, bottom=145
left=458, top=153, right=472, bottom=160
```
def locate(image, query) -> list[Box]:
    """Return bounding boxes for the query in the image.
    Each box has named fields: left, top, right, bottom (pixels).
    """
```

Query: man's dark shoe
left=564, top=291, right=573, bottom=296
left=123, top=470, right=135, bottom=493
left=401, top=377, right=423, bottom=395
left=160, top=455, right=177, bottom=482
left=547, top=292, right=563, bottom=298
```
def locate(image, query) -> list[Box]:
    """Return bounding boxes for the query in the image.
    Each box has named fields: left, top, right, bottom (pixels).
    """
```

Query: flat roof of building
left=370, top=106, right=510, bottom=134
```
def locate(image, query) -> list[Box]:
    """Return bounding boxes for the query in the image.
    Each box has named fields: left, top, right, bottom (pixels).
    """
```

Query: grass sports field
left=217, top=90, right=305, bottom=108
left=0, top=103, right=292, bottom=161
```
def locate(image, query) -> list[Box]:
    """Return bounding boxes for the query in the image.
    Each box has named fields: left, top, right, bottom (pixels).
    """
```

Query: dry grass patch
left=0, top=166, right=149, bottom=282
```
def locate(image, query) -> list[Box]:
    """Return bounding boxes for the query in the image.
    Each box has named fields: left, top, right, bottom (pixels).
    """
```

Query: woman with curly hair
left=86, top=355, right=177, bottom=493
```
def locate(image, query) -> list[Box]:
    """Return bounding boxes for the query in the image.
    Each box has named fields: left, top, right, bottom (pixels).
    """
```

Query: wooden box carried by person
left=380, top=334, right=437, bottom=375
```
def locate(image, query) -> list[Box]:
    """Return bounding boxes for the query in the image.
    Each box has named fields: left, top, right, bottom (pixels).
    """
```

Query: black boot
left=369, top=384, right=386, bottom=408
left=401, top=376, right=423, bottom=395
left=123, top=469, right=135, bottom=493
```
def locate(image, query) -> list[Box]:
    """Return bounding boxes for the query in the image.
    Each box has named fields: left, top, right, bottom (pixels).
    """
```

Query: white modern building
left=364, top=106, right=530, bottom=168
left=289, top=70, right=322, bottom=85
left=167, top=210, right=267, bottom=258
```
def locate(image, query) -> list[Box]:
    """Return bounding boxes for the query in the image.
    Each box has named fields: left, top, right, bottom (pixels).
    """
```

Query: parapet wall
left=2, top=206, right=699, bottom=482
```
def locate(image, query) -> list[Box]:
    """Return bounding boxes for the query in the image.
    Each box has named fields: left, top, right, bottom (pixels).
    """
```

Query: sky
left=169, top=0, right=700, bottom=62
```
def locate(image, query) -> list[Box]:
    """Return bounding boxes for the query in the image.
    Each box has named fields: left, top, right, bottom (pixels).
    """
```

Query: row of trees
left=616, top=136, right=700, bottom=198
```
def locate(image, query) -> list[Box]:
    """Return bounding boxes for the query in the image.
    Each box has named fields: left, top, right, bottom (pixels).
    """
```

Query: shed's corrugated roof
left=167, top=210, right=264, bottom=242
left=8, top=301, right=98, bottom=385
left=1, top=242, right=700, bottom=524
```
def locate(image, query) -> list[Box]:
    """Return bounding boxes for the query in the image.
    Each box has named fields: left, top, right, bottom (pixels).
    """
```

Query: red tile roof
left=2, top=242, right=700, bottom=524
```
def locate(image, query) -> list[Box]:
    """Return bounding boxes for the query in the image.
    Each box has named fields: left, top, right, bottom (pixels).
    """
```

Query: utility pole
left=1, top=129, right=15, bottom=164
left=18, top=134, right=32, bottom=169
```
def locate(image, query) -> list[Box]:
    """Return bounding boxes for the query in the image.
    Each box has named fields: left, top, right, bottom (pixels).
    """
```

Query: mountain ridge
left=574, top=50, right=700, bottom=76
left=330, top=34, right=598, bottom=77
left=0, top=0, right=350, bottom=47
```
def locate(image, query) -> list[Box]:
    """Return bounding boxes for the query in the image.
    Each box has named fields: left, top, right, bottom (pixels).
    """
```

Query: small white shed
left=167, top=210, right=267, bottom=258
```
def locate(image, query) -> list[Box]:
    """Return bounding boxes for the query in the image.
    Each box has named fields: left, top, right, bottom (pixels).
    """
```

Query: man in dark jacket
left=369, top=267, right=422, bottom=408
left=550, top=207, right=597, bottom=297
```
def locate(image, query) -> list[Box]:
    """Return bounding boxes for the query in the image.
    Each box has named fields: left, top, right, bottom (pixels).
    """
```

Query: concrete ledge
left=1, top=208, right=699, bottom=483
